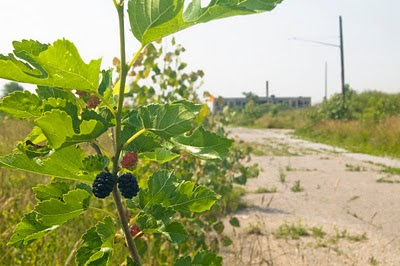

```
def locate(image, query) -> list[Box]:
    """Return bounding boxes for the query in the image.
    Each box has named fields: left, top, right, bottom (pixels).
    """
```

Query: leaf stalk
left=123, top=128, right=147, bottom=149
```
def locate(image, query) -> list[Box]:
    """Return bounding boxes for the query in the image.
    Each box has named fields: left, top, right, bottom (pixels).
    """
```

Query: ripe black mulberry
left=118, top=173, right=140, bottom=199
left=92, top=172, right=115, bottom=198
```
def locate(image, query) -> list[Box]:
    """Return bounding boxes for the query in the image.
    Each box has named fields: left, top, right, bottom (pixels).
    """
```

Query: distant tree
left=242, top=91, right=259, bottom=103
left=1, top=82, right=24, bottom=98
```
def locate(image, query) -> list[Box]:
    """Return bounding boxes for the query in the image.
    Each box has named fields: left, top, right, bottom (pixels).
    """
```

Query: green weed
left=255, top=186, right=277, bottom=194
left=291, top=180, right=304, bottom=192
left=275, top=222, right=309, bottom=239
left=244, top=223, right=263, bottom=235
left=345, top=164, right=366, bottom=172
left=381, top=166, right=400, bottom=175
left=279, top=169, right=286, bottom=183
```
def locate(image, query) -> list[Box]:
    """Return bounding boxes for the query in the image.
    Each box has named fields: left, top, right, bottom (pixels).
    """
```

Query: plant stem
left=111, top=2, right=142, bottom=265
left=112, top=187, right=141, bottom=264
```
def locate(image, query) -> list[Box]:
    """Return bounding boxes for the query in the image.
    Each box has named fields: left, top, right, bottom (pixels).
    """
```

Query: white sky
left=0, top=0, right=399, bottom=104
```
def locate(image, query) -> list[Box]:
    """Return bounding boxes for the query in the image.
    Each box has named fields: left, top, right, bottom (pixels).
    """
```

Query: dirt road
left=222, top=128, right=400, bottom=266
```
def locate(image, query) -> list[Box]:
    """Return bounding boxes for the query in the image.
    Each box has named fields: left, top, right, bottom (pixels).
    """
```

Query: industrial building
left=212, top=82, right=311, bottom=112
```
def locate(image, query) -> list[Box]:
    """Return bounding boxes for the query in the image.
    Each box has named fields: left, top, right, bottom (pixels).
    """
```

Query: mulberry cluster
left=118, top=173, right=140, bottom=199
left=92, top=172, right=115, bottom=198
left=121, top=152, right=138, bottom=169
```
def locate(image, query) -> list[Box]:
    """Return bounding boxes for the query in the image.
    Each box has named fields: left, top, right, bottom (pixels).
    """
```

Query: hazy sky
left=0, top=0, right=399, bottom=103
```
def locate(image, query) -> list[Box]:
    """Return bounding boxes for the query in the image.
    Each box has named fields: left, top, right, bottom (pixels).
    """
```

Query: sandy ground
left=221, top=128, right=400, bottom=266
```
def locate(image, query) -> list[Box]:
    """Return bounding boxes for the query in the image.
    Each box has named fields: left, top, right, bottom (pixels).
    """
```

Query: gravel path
left=222, top=128, right=400, bottom=266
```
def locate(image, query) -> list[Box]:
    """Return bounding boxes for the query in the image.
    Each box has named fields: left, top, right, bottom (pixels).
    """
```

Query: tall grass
left=254, top=108, right=311, bottom=129
left=297, top=116, right=400, bottom=157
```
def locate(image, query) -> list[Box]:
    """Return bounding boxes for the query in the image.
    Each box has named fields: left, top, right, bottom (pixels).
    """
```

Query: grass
left=247, top=142, right=299, bottom=157
left=274, top=222, right=309, bottom=239
left=254, top=186, right=277, bottom=194
left=285, top=164, right=294, bottom=171
left=368, top=256, right=379, bottom=265
left=223, top=187, right=247, bottom=213
left=244, top=223, right=263, bottom=235
left=254, top=108, right=312, bottom=129
left=381, top=166, right=400, bottom=175
left=290, top=180, right=304, bottom=192
left=333, top=228, right=368, bottom=242
left=345, top=164, right=366, bottom=172
left=279, top=169, right=286, bottom=183
left=376, top=177, right=400, bottom=184
left=296, top=116, right=400, bottom=158
left=310, top=226, right=326, bottom=238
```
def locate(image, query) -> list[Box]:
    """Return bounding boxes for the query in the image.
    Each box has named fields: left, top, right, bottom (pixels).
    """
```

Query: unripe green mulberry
left=92, top=172, right=115, bottom=198
left=118, top=173, right=139, bottom=199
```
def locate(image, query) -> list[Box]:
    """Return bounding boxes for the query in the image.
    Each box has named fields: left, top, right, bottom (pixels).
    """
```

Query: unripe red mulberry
left=130, top=224, right=143, bottom=239
left=76, top=90, right=87, bottom=97
left=121, top=152, right=138, bottom=169
left=87, top=95, right=100, bottom=108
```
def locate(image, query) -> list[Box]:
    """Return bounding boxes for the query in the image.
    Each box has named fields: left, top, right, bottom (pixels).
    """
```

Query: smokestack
left=266, top=81, right=269, bottom=98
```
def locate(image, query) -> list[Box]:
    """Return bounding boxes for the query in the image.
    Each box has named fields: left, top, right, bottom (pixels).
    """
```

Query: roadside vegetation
left=0, top=40, right=260, bottom=265
left=226, top=87, right=400, bottom=158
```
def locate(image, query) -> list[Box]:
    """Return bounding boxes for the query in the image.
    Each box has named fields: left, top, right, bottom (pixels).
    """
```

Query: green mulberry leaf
left=139, top=103, right=196, bottom=139
left=139, top=170, right=176, bottom=209
left=82, top=155, right=109, bottom=172
left=41, top=97, right=81, bottom=132
left=0, top=91, right=41, bottom=118
left=160, top=222, right=188, bottom=243
left=0, top=39, right=101, bottom=91
left=144, top=204, right=175, bottom=224
left=7, top=212, right=60, bottom=248
left=136, top=213, right=159, bottom=233
left=34, top=189, right=91, bottom=226
left=0, top=146, right=96, bottom=182
left=76, top=216, right=115, bottom=266
left=35, top=109, right=104, bottom=149
left=36, top=86, right=78, bottom=103
left=32, top=181, right=70, bottom=202
left=170, top=181, right=220, bottom=213
left=128, top=0, right=283, bottom=45
left=139, top=170, right=220, bottom=213
left=172, top=127, right=233, bottom=160
left=139, top=148, right=179, bottom=164
left=8, top=189, right=91, bottom=248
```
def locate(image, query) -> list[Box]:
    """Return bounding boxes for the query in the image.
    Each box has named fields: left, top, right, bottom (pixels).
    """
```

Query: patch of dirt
left=221, top=128, right=400, bottom=266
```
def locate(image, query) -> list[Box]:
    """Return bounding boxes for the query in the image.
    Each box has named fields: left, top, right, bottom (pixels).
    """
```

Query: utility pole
left=339, top=16, right=346, bottom=105
left=266, top=80, right=269, bottom=98
left=290, top=16, right=346, bottom=104
left=324, top=61, right=328, bottom=100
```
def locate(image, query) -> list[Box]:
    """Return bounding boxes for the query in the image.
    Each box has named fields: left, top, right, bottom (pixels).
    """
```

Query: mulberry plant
left=0, top=0, right=283, bottom=265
